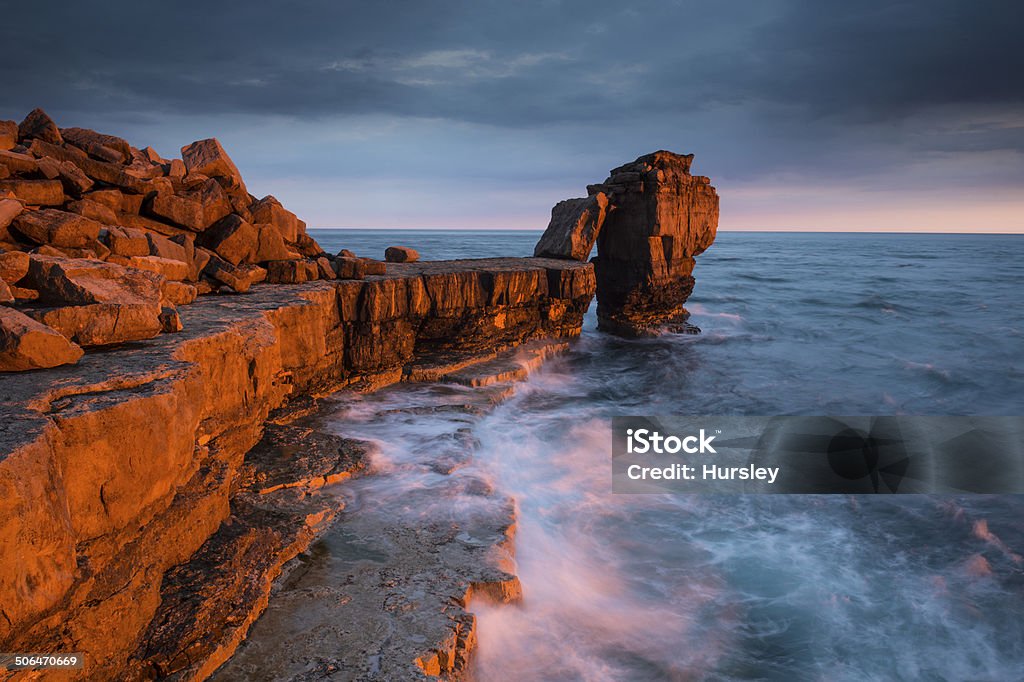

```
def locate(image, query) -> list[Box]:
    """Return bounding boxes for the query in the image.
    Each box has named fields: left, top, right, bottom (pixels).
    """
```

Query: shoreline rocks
left=533, top=191, right=608, bottom=261
left=0, top=107, right=382, bottom=373
left=385, top=245, right=420, bottom=263
left=533, top=150, right=719, bottom=336
left=0, top=256, right=595, bottom=680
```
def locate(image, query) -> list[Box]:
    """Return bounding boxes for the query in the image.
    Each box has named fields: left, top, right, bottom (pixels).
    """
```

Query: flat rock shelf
left=0, top=257, right=594, bottom=680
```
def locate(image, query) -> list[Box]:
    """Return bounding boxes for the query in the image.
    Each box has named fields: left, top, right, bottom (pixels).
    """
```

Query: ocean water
left=306, top=229, right=1024, bottom=680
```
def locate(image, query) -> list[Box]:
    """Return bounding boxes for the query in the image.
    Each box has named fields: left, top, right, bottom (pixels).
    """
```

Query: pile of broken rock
left=0, top=108, right=385, bottom=372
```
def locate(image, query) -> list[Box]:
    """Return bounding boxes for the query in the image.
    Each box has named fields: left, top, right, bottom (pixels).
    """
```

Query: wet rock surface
left=0, top=259, right=592, bottom=680
left=129, top=411, right=372, bottom=681
left=211, top=376, right=529, bottom=682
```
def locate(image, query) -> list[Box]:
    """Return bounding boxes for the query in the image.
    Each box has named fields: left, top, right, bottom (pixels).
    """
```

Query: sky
left=2, top=1, right=1022, bottom=232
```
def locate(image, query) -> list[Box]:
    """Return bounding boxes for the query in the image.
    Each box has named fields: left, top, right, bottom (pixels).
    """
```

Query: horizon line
left=307, top=227, right=1024, bottom=235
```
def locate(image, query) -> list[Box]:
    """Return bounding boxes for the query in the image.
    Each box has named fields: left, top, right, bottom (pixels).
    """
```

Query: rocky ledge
left=0, top=257, right=593, bottom=680
left=1, top=107, right=720, bottom=681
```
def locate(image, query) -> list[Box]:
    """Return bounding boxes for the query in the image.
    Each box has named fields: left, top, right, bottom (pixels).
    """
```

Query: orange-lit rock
left=250, top=195, right=303, bottom=242
left=0, top=178, right=64, bottom=205
left=199, top=214, right=258, bottom=266
left=11, top=209, right=102, bottom=248
left=0, top=120, right=16, bottom=150
left=533, top=191, right=609, bottom=261
left=180, top=138, right=246, bottom=192
left=0, top=305, right=84, bottom=370
left=18, top=108, right=63, bottom=145
left=385, top=245, right=420, bottom=263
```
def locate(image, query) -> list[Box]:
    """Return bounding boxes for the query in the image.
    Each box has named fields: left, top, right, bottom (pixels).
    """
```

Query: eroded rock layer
left=591, top=151, right=718, bottom=336
left=533, top=150, right=719, bottom=337
left=0, top=257, right=594, bottom=680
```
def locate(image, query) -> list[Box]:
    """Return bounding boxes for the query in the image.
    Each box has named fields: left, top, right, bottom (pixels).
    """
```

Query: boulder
left=198, top=214, right=257, bottom=266
left=266, top=259, right=315, bottom=284
left=253, top=223, right=298, bottom=262
left=159, top=306, right=183, bottom=333
left=0, top=250, right=30, bottom=283
left=143, top=191, right=205, bottom=231
left=0, top=198, right=24, bottom=232
left=183, top=178, right=233, bottom=228
left=180, top=139, right=245, bottom=191
left=0, top=305, right=84, bottom=371
left=26, top=139, right=148, bottom=195
left=361, top=259, right=387, bottom=276
left=126, top=160, right=166, bottom=182
left=21, top=256, right=165, bottom=345
left=0, top=148, right=40, bottom=174
left=292, top=232, right=323, bottom=258
left=217, top=178, right=254, bottom=221
left=167, top=158, right=186, bottom=179
left=143, top=146, right=166, bottom=164
left=332, top=256, right=365, bottom=280
left=0, top=276, right=12, bottom=303
left=115, top=211, right=188, bottom=238
left=0, top=179, right=64, bottom=206
left=146, top=232, right=191, bottom=263
left=67, top=198, right=118, bottom=225
left=83, top=188, right=129, bottom=213
left=11, top=210, right=101, bottom=247
left=54, top=161, right=95, bottom=196
left=0, top=120, right=16, bottom=150
left=37, top=156, right=62, bottom=180
left=9, top=286, right=38, bottom=301
left=161, top=280, right=197, bottom=306
left=104, top=226, right=151, bottom=257
left=316, top=257, right=336, bottom=280
left=384, top=246, right=420, bottom=263
left=60, top=127, right=132, bottom=162
left=27, top=302, right=163, bottom=347
left=109, top=255, right=190, bottom=281
left=190, top=247, right=213, bottom=282
left=24, top=255, right=163, bottom=307
left=202, top=255, right=258, bottom=293
left=249, top=196, right=302, bottom=242
left=337, top=248, right=356, bottom=259
left=533, top=192, right=608, bottom=261
left=17, top=108, right=63, bottom=145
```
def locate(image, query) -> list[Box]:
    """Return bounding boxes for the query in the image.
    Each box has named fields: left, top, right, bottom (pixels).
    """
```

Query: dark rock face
left=534, top=150, right=719, bottom=336
left=592, top=151, right=718, bottom=336
left=18, top=108, right=63, bottom=146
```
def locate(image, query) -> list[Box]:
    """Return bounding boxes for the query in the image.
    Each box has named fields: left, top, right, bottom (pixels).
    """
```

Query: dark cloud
left=2, top=1, right=1021, bottom=228
left=6, top=0, right=1020, bottom=124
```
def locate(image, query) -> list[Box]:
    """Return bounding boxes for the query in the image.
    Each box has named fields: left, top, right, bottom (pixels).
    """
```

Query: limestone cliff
left=0, top=258, right=594, bottom=680
left=533, top=150, right=720, bottom=336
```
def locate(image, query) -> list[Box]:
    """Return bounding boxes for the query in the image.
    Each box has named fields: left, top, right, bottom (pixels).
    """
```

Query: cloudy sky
left=3, top=1, right=1022, bottom=231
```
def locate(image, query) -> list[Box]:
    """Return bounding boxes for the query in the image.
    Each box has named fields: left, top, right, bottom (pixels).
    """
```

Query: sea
left=287, top=230, right=1024, bottom=680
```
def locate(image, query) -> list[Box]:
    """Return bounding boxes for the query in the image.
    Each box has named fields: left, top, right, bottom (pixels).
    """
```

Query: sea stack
left=534, top=150, right=719, bottom=337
